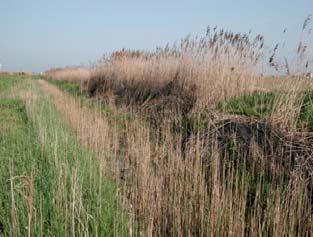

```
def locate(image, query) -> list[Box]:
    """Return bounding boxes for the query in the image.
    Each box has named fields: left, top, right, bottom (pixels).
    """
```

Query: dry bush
left=44, top=66, right=90, bottom=84
left=86, top=29, right=263, bottom=114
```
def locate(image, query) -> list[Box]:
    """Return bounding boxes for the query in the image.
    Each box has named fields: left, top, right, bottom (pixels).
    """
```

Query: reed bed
left=87, top=28, right=264, bottom=113
left=40, top=21, right=313, bottom=235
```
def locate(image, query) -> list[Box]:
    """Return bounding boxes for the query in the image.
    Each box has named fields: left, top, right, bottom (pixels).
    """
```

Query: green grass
left=300, top=91, right=313, bottom=130
left=216, top=90, right=313, bottom=131
left=0, top=75, right=22, bottom=95
left=48, top=80, right=83, bottom=96
left=217, top=91, right=276, bottom=117
left=0, top=80, right=128, bottom=236
left=0, top=98, right=41, bottom=236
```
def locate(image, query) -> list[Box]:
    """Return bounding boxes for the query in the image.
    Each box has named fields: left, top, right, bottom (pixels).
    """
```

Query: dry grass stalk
left=38, top=22, right=313, bottom=235
left=44, top=67, right=90, bottom=84
left=39, top=80, right=313, bottom=236
left=86, top=29, right=263, bottom=113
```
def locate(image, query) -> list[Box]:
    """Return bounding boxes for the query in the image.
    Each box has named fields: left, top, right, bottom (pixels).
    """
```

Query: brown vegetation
left=41, top=80, right=313, bottom=235
left=44, top=66, right=90, bottom=83
left=86, top=29, right=263, bottom=113
left=43, top=23, right=313, bottom=235
left=0, top=71, right=11, bottom=76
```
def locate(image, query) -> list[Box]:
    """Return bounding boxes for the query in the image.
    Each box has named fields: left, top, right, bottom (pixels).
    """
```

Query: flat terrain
left=2, top=75, right=313, bottom=236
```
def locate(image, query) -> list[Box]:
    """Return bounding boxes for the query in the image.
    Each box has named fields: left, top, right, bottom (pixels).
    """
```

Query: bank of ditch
left=47, top=78, right=313, bottom=235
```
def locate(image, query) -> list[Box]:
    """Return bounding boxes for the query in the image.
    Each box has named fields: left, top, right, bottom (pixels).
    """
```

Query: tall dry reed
left=87, top=28, right=264, bottom=112
left=45, top=66, right=90, bottom=84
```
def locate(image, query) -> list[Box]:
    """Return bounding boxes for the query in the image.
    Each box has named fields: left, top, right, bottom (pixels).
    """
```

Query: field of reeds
left=2, top=18, right=313, bottom=236
left=88, top=26, right=313, bottom=236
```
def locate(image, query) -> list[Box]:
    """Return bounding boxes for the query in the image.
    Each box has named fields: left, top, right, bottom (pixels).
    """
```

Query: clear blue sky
left=1, top=0, right=312, bottom=72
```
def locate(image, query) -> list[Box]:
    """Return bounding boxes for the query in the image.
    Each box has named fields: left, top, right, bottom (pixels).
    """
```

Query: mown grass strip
left=0, top=81, right=128, bottom=236
left=0, top=98, right=41, bottom=236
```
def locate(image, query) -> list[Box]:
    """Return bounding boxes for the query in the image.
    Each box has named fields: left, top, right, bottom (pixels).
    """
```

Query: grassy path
left=0, top=77, right=128, bottom=236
